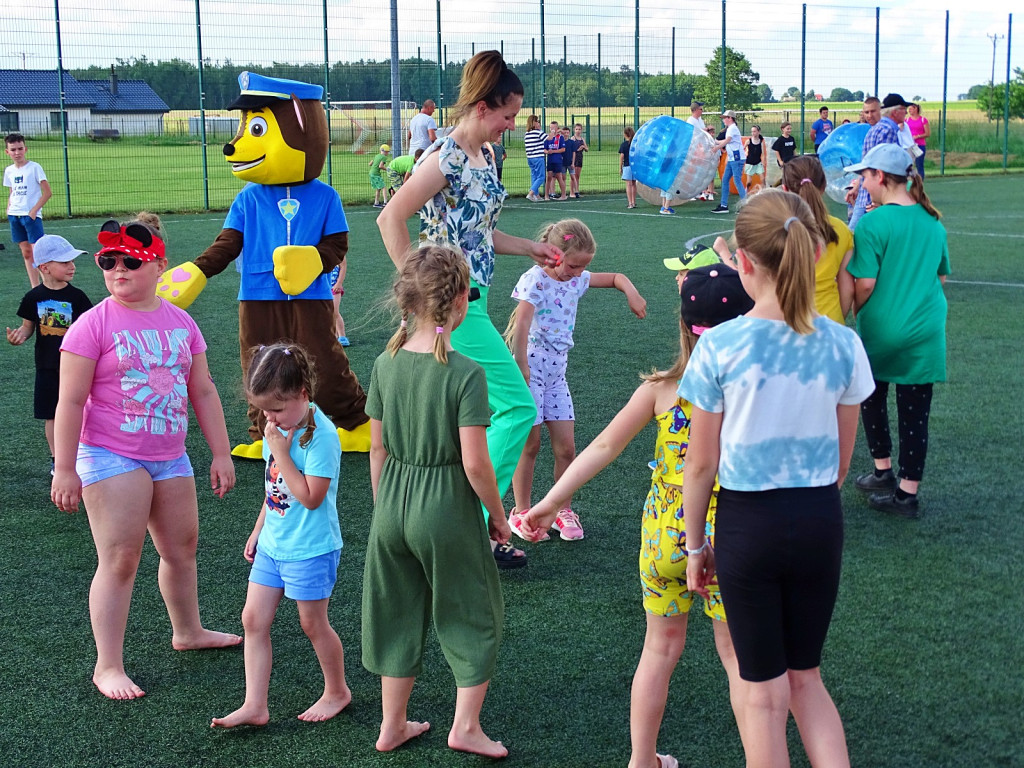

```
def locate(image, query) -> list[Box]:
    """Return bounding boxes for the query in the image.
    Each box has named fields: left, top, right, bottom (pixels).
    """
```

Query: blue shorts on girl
left=511, top=265, right=591, bottom=425
left=250, top=548, right=340, bottom=601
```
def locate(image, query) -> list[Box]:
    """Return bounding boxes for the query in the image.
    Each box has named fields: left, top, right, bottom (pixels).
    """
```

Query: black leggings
left=715, top=485, right=843, bottom=683
left=859, top=380, right=933, bottom=482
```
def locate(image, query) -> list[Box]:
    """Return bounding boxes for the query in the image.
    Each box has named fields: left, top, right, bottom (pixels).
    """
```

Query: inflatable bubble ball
left=818, top=122, right=870, bottom=203
left=631, top=116, right=720, bottom=207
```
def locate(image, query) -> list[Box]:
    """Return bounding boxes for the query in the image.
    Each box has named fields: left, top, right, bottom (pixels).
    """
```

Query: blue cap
left=228, top=72, right=324, bottom=110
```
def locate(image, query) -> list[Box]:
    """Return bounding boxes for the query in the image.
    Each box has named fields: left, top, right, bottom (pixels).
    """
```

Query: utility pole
left=987, top=32, right=1004, bottom=128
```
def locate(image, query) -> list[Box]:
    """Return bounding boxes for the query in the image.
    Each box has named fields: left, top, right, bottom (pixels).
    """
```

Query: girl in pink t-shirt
left=52, top=213, right=241, bottom=701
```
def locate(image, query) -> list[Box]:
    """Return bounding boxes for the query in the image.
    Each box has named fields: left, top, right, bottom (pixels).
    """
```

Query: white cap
left=32, top=235, right=85, bottom=267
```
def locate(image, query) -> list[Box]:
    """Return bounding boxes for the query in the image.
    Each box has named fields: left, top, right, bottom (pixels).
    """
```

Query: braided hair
left=387, top=244, right=470, bottom=364
left=245, top=342, right=319, bottom=448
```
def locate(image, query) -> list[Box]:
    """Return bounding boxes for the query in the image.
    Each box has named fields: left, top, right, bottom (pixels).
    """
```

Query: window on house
left=0, top=112, right=19, bottom=133
left=50, top=111, right=67, bottom=131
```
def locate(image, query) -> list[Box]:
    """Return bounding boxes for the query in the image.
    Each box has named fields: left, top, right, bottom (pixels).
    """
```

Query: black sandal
left=492, top=540, right=528, bottom=570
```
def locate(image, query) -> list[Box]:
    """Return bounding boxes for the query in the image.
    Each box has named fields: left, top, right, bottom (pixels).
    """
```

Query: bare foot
left=172, top=629, right=243, bottom=651
left=210, top=703, right=270, bottom=729
left=297, top=687, right=352, bottom=722
left=93, top=669, right=146, bottom=700
left=448, top=727, right=508, bottom=759
left=376, top=720, right=431, bottom=751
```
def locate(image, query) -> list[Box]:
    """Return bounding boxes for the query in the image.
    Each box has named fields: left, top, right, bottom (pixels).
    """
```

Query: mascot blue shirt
left=225, top=179, right=348, bottom=301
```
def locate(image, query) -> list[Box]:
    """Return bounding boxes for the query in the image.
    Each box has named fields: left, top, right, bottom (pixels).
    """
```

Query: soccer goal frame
left=328, top=100, right=418, bottom=154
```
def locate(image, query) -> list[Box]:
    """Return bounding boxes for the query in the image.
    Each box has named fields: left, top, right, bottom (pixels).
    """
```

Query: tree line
left=70, top=46, right=765, bottom=112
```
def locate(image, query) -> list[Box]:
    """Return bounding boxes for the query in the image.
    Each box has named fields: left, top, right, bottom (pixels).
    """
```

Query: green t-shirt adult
left=388, top=155, right=416, bottom=175
left=847, top=203, right=951, bottom=384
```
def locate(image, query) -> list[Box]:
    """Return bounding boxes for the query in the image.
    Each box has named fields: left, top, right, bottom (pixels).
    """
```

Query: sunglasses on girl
left=96, top=253, right=144, bottom=271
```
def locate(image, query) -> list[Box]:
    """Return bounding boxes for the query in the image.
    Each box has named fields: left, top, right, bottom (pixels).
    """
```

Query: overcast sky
left=2, top=0, right=1019, bottom=103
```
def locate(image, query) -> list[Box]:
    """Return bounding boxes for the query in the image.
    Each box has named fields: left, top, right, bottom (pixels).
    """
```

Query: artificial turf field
left=1, top=175, right=1022, bottom=767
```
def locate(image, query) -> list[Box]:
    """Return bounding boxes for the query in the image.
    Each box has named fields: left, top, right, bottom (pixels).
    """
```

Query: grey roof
left=78, top=78, right=169, bottom=113
left=0, top=70, right=168, bottom=113
left=0, top=70, right=97, bottom=107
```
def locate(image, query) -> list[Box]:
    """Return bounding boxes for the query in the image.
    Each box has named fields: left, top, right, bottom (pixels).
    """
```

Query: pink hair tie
left=400, top=319, right=408, bottom=328
left=692, top=324, right=711, bottom=336
left=563, top=234, right=574, bottom=242
left=800, top=178, right=812, bottom=185
left=435, top=326, right=445, bottom=334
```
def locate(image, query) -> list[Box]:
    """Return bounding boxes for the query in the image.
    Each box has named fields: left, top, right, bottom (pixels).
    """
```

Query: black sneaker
left=868, top=491, right=920, bottom=519
left=855, top=469, right=898, bottom=492
left=710, top=205, right=730, bottom=214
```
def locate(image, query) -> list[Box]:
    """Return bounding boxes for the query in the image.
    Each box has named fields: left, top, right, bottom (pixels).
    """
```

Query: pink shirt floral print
left=60, top=297, right=206, bottom=461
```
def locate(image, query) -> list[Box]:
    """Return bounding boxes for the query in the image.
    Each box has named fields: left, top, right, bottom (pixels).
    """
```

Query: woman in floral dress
left=377, top=50, right=562, bottom=567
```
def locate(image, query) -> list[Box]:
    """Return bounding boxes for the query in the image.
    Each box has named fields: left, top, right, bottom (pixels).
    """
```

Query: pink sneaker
left=509, top=508, right=549, bottom=542
left=552, top=508, right=585, bottom=541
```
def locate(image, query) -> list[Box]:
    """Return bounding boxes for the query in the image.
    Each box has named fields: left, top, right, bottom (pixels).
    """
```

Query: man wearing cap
left=848, top=93, right=911, bottom=230
left=687, top=101, right=716, bottom=201
left=711, top=111, right=746, bottom=214
left=408, top=100, right=438, bottom=154
left=156, top=71, right=369, bottom=455
left=8, top=234, right=93, bottom=470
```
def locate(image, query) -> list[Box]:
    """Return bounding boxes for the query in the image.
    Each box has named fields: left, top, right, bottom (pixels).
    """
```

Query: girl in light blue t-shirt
left=679, top=190, right=874, bottom=768
left=213, top=342, right=349, bottom=729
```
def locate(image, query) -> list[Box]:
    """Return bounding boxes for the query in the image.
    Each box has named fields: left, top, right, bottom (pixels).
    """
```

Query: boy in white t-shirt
left=4, top=133, right=53, bottom=288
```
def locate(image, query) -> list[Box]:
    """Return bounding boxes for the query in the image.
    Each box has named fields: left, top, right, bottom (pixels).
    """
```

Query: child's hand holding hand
left=488, top=510, right=511, bottom=545
left=684, top=546, right=716, bottom=600
left=519, top=500, right=559, bottom=542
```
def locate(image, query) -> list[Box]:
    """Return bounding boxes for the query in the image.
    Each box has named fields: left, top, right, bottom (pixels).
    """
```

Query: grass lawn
left=1, top=177, right=1023, bottom=767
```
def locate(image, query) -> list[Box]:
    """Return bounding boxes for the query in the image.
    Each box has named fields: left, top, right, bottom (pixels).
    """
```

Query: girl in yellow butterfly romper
left=521, top=264, right=753, bottom=768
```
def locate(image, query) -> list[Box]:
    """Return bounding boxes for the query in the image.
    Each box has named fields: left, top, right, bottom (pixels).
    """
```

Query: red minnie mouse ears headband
left=95, top=219, right=165, bottom=262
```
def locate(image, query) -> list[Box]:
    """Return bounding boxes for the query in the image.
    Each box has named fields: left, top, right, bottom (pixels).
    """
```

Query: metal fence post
left=800, top=4, right=806, bottom=155
left=1004, top=14, right=1013, bottom=170
left=941, top=10, right=948, bottom=176
left=53, top=0, right=71, bottom=217
left=634, top=0, right=640, bottom=129
left=597, top=33, right=602, bottom=150
left=720, top=0, right=726, bottom=114
left=671, top=27, right=676, bottom=118
left=874, top=7, right=880, bottom=98
left=531, top=38, right=536, bottom=113
left=326, top=0, right=336, bottom=185
left=435, top=1, right=443, bottom=124
left=563, top=35, right=568, bottom=126
left=540, top=0, right=546, bottom=126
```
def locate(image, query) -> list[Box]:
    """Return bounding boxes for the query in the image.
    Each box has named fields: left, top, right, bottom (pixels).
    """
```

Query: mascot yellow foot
left=338, top=421, right=371, bottom=453
left=231, top=421, right=370, bottom=459
left=231, top=440, right=265, bottom=460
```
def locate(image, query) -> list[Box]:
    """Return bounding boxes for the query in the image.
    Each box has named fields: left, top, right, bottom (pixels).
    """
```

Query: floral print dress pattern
left=418, top=137, right=508, bottom=287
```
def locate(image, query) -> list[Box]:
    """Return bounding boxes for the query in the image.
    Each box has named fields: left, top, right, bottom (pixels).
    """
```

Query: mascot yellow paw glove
left=273, top=245, right=322, bottom=295
left=156, top=262, right=207, bottom=309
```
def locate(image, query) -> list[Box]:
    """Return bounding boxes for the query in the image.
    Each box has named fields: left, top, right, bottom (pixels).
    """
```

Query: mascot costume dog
left=157, top=72, right=369, bottom=456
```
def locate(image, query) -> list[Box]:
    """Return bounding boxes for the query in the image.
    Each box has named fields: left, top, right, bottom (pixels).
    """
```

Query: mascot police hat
left=228, top=72, right=324, bottom=110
